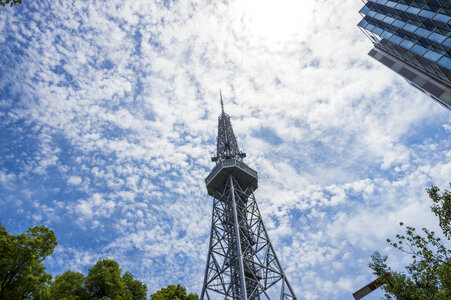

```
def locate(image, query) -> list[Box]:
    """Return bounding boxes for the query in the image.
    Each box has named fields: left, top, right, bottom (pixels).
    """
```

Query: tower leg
left=201, top=174, right=297, bottom=300
left=230, top=175, right=248, bottom=300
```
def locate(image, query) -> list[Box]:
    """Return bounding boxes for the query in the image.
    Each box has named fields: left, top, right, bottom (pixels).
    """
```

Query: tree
left=44, top=258, right=147, bottom=299
left=0, top=222, right=147, bottom=299
left=151, top=284, right=199, bottom=300
left=428, top=185, right=450, bottom=238
left=85, top=258, right=126, bottom=299
left=369, top=184, right=451, bottom=299
left=82, top=258, right=147, bottom=300
left=0, top=222, right=57, bottom=300
left=48, top=270, right=89, bottom=300
left=0, top=0, right=22, bottom=7
left=122, top=271, right=148, bottom=300
left=44, top=259, right=147, bottom=300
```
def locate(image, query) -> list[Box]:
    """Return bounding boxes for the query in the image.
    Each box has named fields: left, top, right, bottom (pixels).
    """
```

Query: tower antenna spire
left=220, top=89, right=224, bottom=114
left=201, top=95, right=297, bottom=300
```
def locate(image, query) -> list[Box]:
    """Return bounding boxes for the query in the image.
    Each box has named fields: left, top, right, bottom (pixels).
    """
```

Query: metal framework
left=211, top=91, right=246, bottom=164
left=201, top=94, right=297, bottom=300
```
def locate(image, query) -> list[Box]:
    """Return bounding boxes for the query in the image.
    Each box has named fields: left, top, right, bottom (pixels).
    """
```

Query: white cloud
left=68, top=176, right=82, bottom=185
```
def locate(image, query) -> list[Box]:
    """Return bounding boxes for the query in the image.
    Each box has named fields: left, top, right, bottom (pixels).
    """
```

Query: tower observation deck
left=200, top=93, right=297, bottom=300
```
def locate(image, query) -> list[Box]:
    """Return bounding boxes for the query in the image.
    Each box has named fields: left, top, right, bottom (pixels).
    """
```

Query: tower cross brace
left=200, top=95, right=297, bottom=300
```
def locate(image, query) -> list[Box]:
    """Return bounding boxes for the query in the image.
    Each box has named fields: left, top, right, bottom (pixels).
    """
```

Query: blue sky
left=0, top=1, right=450, bottom=299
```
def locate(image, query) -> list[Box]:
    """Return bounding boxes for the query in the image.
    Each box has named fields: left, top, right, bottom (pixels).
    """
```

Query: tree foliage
left=48, top=259, right=147, bottom=300
left=428, top=185, right=451, bottom=239
left=86, top=259, right=126, bottom=299
left=151, top=284, right=199, bottom=300
left=48, top=270, right=88, bottom=300
left=0, top=222, right=147, bottom=299
left=0, top=0, right=22, bottom=7
left=369, top=184, right=451, bottom=299
left=122, top=271, right=148, bottom=300
left=0, top=222, right=57, bottom=300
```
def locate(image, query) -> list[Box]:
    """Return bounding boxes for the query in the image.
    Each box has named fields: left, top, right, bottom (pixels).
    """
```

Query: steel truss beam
left=201, top=174, right=297, bottom=300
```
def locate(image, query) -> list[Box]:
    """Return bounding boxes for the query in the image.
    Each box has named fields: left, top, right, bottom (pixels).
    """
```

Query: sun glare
left=240, top=0, right=307, bottom=42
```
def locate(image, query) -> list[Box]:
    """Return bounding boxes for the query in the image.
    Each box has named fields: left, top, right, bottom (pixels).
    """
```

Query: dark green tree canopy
left=122, top=271, right=148, bottom=300
left=46, top=261, right=148, bottom=300
left=48, top=270, right=88, bottom=300
left=0, top=222, right=147, bottom=299
left=83, top=258, right=147, bottom=300
left=86, top=259, right=126, bottom=299
left=0, top=0, right=22, bottom=7
left=151, top=284, right=199, bottom=300
left=369, top=184, right=451, bottom=299
left=0, top=222, right=57, bottom=300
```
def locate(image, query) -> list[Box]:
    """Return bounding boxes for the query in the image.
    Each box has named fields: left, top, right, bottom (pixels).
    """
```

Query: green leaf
left=368, top=184, right=451, bottom=300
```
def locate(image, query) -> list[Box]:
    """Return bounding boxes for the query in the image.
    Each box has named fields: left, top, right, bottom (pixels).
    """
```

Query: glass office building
left=358, top=0, right=451, bottom=110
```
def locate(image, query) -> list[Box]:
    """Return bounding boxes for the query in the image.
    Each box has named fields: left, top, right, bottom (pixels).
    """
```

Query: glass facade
left=357, top=0, right=451, bottom=87
left=368, top=46, right=451, bottom=109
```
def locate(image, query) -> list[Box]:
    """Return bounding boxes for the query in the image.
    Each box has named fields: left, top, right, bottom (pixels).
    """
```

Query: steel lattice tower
left=201, top=93, right=297, bottom=300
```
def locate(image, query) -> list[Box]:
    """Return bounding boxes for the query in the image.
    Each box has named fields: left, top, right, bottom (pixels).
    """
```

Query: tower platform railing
left=205, top=159, right=258, bottom=197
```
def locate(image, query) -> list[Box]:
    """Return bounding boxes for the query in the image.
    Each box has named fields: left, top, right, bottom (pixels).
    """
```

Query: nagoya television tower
left=201, top=93, right=297, bottom=300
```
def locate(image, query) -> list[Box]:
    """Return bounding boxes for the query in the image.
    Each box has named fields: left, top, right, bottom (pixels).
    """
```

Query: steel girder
left=200, top=174, right=297, bottom=300
left=214, top=111, right=245, bottom=163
